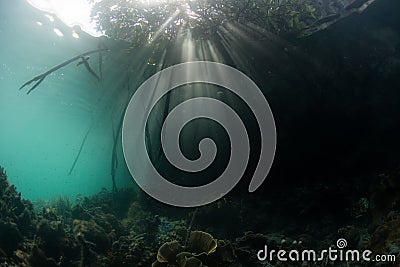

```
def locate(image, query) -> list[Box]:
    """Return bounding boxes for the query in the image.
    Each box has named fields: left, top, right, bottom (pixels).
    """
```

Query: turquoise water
left=0, top=0, right=245, bottom=202
left=0, top=0, right=133, bottom=200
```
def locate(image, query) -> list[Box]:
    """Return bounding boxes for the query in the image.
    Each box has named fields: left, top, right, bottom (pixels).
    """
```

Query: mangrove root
left=68, top=125, right=93, bottom=175
left=19, top=48, right=109, bottom=94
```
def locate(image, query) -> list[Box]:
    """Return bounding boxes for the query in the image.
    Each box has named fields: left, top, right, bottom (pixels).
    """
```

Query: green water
left=0, top=0, right=133, bottom=200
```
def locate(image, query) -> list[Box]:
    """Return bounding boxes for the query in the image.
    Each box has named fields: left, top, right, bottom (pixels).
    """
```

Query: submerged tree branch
left=19, top=48, right=109, bottom=94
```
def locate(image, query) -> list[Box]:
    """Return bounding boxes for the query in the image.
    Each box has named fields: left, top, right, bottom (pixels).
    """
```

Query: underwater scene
left=1, top=0, right=400, bottom=266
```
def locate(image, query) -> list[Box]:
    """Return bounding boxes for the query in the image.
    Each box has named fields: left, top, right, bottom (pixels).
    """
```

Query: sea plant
left=152, top=230, right=217, bottom=267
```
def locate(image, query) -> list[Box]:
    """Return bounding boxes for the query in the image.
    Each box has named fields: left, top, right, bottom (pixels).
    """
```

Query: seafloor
left=1, top=164, right=400, bottom=266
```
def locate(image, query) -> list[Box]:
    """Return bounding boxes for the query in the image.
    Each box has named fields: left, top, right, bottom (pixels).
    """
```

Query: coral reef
left=2, top=165, right=400, bottom=266
left=367, top=168, right=400, bottom=259
left=0, top=166, right=36, bottom=265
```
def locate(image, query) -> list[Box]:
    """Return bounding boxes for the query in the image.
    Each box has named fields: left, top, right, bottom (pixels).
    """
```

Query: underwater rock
left=337, top=225, right=363, bottom=248
left=35, top=218, right=74, bottom=261
left=71, top=204, right=93, bottom=221
left=73, top=219, right=111, bottom=252
left=17, top=207, right=34, bottom=235
left=0, top=220, right=23, bottom=253
left=99, top=213, right=122, bottom=234
left=107, top=231, right=155, bottom=267
left=0, top=168, right=28, bottom=219
left=369, top=214, right=400, bottom=255
left=29, top=245, right=59, bottom=267
left=208, top=241, right=238, bottom=266
left=370, top=169, right=400, bottom=224
left=0, top=166, right=35, bottom=258
left=156, top=217, right=188, bottom=248
left=37, top=218, right=64, bottom=237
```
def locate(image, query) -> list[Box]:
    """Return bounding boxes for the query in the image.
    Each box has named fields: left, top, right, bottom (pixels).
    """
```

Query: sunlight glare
left=27, top=0, right=102, bottom=37
left=53, top=28, right=64, bottom=37
left=44, top=14, right=54, bottom=22
left=72, top=29, right=80, bottom=39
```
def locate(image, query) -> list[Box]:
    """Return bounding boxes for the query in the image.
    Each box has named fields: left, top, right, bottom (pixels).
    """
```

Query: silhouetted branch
left=68, top=125, right=93, bottom=175
left=20, top=48, right=109, bottom=94
left=111, top=115, right=123, bottom=193
left=110, top=76, right=133, bottom=193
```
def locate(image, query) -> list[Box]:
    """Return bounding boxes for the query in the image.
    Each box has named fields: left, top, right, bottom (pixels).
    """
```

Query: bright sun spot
left=53, top=28, right=64, bottom=37
left=27, top=0, right=102, bottom=37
